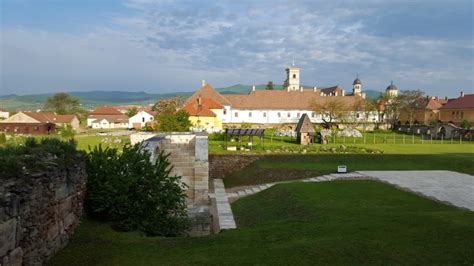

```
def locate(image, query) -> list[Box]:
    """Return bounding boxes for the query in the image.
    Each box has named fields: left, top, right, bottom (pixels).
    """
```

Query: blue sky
left=1, top=0, right=473, bottom=97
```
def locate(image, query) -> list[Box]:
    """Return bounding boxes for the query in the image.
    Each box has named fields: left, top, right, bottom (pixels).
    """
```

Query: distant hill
left=0, top=86, right=383, bottom=111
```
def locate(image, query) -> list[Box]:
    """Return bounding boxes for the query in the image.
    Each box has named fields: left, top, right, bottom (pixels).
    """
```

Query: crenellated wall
left=0, top=155, right=87, bottom=266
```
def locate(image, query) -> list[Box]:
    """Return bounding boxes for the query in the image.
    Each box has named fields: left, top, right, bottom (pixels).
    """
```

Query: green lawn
left=209, top=130, right=474, bottom=155
left=223, top=153, right=474, bottom=188
left=48, top=181, right=474, bottom=265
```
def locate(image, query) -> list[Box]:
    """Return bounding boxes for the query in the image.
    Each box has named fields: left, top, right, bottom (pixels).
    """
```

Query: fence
left=326, top=132, right=473, bottom=145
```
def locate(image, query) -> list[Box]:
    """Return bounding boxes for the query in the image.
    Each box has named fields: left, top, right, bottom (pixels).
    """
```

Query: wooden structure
left=295, top=114, right=315, bottom=145
left=224, top=128, right=265, bottom=150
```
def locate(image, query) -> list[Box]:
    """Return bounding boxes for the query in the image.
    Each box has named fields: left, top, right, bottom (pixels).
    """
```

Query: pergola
left=225, top=128, right=265, bottom=150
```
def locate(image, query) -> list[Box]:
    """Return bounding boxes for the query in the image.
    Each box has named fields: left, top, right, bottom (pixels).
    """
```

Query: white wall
left=128, top=111, right=154, bottom=128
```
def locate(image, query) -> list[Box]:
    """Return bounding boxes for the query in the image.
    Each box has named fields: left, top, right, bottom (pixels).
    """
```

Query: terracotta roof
left=185, top=84, right=231, bottom=106
left=90, top=106, right=122, bottom=115
left=295, top=114, right=314, bottom=133
left=425, top=98, right=443, bottom=110
left=182, top=97, right=223, bottom=117
left=23, top=112, right=56, bottom=123
left=223, top=89, right=359, bottom=110
left=89, top=114, right=128, bottom=123
left=55, top=115, right=77, bottom=123
left=440, top=94, right=474, bottom=110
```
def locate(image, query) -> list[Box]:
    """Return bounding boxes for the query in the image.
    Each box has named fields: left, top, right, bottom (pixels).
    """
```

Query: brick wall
left=0, top=155, right=87, bottom=265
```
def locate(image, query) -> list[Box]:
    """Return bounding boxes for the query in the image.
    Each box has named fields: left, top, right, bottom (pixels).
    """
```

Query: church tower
left=285, top=62, right=300, bottom=91
left=352, top=75, right=362, bottom=96
left=386, top=81, right=398, bottom=98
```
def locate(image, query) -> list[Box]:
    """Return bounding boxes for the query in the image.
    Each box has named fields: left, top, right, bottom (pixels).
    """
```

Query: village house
left=87, top=106, right=128, bottom=129
left=0, top=112, right=79, bottom=134
left=0, top=109, right=9, bottom=120
left=439, top=92, right=474, bottom=126
left=399, top=96, right=444, bottom=125
left=182, top=96, right=224, bottom=133
left=128, top=110, right=155, bottom=129
left=183, top=65, right=380, bottom=132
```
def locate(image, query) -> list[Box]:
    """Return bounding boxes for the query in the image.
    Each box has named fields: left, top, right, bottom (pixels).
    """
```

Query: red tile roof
left=440, top=94, right=474, bottom=110
left=23, top=112, right=56, bottom=123
left=90, top=106, right=122, bottom=115
left=182, top=97, right=223, bottom=117
left=184, top=84, right=231, bottom=106
left=425, top=98, right=443, bottom=110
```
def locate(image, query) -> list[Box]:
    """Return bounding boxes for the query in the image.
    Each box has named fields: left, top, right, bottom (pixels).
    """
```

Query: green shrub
left=58, top=124, right=76, bottom=139
left=460, top=120, right=471, bottom=129
left=85, top=144, right=189, bottom=236
left=0, top=133, right=6, bottom=145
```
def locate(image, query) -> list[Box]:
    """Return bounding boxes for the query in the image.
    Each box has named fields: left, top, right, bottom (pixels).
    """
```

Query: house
left=128, top=111, right=155, bottom=129
left=87, top=106, right=128, bottom=129
left=295, top=113, right=315, bottom=145
left=55, top=114, right=80, bottom=132
left=184, top=66, right=379, bottom=131
left=0, top=112, right=58, bottom=135
left=182, top=96, right=224, bottom=132
left=0, top=109, right=9, bottom=120
left=439, top=92, right=474, bottom=126
left=399, top=96, right=444, bottom=125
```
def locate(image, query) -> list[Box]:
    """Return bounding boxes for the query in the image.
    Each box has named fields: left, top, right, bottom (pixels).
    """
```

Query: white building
left=128, top=111, right=155, bottom=129
left=0, top=109, right=10, bottom=120
left=184, top=66, right=379, bottom=128
left=87, top=106, right=128, bottom=129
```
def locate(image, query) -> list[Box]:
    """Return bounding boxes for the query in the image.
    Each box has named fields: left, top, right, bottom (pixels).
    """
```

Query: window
left=249, top=112, right=252, bottom=117
left=278, top=112, right=281, bottom=118
left=235, top=112, right=238, bottom=118
left=293, top=74, right=296, bottom=78
left=150, top=117, right=153, bottom=120
left=311, top=112, right=315, bottom=118
left=223, top=109, right=227, bottom=115
left=287, top=112, right=291, bottom=118
left=263, top=112, right=266, bottom=117
left=142, top=117, right=145, bottom=122
left=356, top=113, right=360, bottom=119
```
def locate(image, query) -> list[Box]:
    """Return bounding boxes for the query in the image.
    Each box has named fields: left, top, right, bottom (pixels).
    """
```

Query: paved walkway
left=212, top=179, right=236, bottom=230
left=358, top=170, right=474, bottom=211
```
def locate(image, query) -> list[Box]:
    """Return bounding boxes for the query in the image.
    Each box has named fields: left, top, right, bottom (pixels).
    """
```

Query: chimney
left=460, top=91, right=464, bottom=98
left=201, top=80, right=206, bottom=86
left=313, top=86, right=317, bottom=92
left=252, top=85, right=256, bottom=91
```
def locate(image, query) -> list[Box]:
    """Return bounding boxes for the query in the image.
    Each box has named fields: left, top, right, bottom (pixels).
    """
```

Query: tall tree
left=397, top=90, right=425, bottom=126
left=126, top=107, right=138, bottom=117
left=265, top=81, right=274, bottom=90
left=152, top=96, right=184, bottom=115
left=44, top=92, right=81, bottom=114
left=311, top=98, right=349, bottom=129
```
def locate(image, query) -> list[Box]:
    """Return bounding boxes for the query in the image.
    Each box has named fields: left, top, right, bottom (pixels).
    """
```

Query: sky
left=1, top=0, right=473, bottom=97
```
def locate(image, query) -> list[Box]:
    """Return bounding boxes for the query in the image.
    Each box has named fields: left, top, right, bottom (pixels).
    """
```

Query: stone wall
left=209, top=155, right=263, bottom=179
left=0, top=155, right=87, bottom=265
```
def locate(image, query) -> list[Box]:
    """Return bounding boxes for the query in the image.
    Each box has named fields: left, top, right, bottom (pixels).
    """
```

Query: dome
left=353, top=78, right=361, bottom=85
left=386, top=81, right=398, bottom=91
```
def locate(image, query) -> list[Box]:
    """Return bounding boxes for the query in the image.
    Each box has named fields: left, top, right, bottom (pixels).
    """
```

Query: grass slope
left=48, top=181, right=474, bottom=265
left=223, top=153, right=474, bottom=188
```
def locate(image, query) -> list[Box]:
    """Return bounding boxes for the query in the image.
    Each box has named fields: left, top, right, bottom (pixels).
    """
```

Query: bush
left=0, top=133, right=6, bottom=145
left=85, top=144, right=189, bottom=236
left=460, top=120, right=471, bottom=129
left=58, top=124, right=76, bottom=139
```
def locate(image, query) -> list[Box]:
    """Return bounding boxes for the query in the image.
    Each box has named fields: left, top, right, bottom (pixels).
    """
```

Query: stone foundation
left=0, top=155, right=87, bottom=265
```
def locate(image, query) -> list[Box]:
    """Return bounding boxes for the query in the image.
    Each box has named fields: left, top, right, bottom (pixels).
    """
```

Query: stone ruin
left=0, top=155, right=87, bottom=265
left=130, top=132, right=212, bottom=236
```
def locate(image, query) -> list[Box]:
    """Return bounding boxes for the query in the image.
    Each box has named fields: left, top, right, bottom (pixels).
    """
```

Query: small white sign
left=337, top=165, right=347, bottom=173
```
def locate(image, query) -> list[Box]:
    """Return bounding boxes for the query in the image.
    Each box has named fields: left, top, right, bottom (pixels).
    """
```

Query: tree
left=351, top=97, right=377, bottom=131
left=85, top=144, right=189, bottom=236
left=126, top=107, right=138, bottom=117
left=58, top=124, right=75, bottom=140
left=152, top=97, right=185, bottom=115
left=460, top=120, right=471, bottom=129
left=44, top=92, right=81, bottom=114
left=398, top=90, right=425, bottom=126
left=311, top=98, right=350, bottom=129
left=156, top=110, right=192, bottom=132
left=282, top=79, right=289, bottom=90
left=265, top=81, right=274, bottom=90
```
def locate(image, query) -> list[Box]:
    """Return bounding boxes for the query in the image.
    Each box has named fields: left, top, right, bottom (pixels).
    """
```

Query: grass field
left=223, top=153, right=474, bottom=188
left=48, top=181, right=474, bottom=265
left=209, top=129, right=474, bottom=154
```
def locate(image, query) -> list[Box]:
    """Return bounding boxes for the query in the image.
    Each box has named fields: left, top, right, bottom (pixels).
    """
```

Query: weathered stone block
left=0, top=219, right=17, bottom=257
